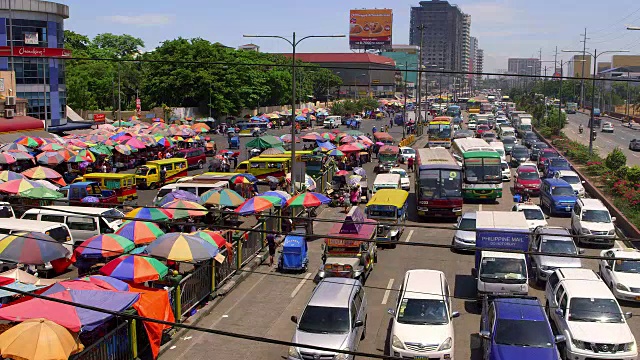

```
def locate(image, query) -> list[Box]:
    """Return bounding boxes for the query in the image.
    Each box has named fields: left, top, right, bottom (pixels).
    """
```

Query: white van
left=21, top=206, right=124, bottom=247
left=0, top=218, right=73, bottom=271
left=153, top=181, right=229, bottom=205
left=372, top=173, right=401, bottom=194
left=489, top=141, right=506, bottom=161
left=498, top=126, right=515, bottom=139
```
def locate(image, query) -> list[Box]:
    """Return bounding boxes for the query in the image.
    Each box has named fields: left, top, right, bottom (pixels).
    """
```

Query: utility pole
left=417, top=24, right=425, bottom=134
left=554, top=46, right=558, bottom=76
left=627, top=70, right=631, bottom=123
left=580, top=28, right=589, bottom=108
left=558, top=60, right=564, bottom=130
left=117, top=62, right=122, bottom=122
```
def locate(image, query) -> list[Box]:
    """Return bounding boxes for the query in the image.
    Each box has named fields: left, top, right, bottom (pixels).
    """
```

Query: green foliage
left=605, top=147, right=627, bottom=171
left=627, top=166, right=640, bottom=183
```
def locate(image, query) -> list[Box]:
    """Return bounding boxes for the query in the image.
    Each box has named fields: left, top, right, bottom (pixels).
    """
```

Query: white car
left=571, top=198, right=617, bottom=247
left=389, top=270, right=458, bottom=359
left=545, top=268, right=637, bottom=360
left=554, top=170, right=586, bottom=197
left=600, top=248, right=640, bottom=302
left=517, top=162, right=539, bottom=173
left=390, top=167, right=410, bottom=191
left=511, top=203, right=548, bottom=231
left=399, top=147, right=416, bottom=164
left=467, top=120, right=477, bottom=130
left=452, top=212, right=476, bottom=250
left=323, top=118, right=339, bottom=129
left=500, top=160, right=511, bottom=181
left=602, top=122, right=614, bottom=133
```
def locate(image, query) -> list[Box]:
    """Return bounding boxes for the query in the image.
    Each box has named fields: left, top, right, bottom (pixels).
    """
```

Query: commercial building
left=382, top=45, right=420, bottom=96
left=611, top=55, right=640, bottom=69
left=597, top=62, right=611, bottom=74
left=567, top=55, right=591, bottom=78
left=476, top=49, right=484, bottom=85
left=280, top=53, right=396, bottom=98
left=507, top=58, right=541, bottom=77
left=461, top=14, right=471, bottom=87
left=0, top=0, right=70, bottom=130
left=238, top=44, right=260, bottom=52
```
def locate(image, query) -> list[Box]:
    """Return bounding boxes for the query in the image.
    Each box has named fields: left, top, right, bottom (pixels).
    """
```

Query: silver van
left=21, top=206, right=124, bottom=247
left=288, top=278, right=367, bottom=360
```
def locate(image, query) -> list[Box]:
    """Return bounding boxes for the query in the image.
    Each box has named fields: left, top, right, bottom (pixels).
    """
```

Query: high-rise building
left=410, top=0, right=466, bottom=73
left=507, top=58, right=541, bottom=76
left=476, top=49, right=484, bottom=85
left=567, top=55, right=591, bottom=78
left=461, top=14, right=471, bottom=87
left=469, top=36, right=478, bottom=88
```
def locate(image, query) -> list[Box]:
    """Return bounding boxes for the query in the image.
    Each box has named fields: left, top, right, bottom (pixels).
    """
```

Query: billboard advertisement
left=349, top=9, right=392, bottom=48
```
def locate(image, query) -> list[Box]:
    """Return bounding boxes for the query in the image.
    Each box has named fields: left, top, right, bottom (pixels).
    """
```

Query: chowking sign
left=349, top=9, right=393, bottom=48
left=0, top=46, right=72, bottom=58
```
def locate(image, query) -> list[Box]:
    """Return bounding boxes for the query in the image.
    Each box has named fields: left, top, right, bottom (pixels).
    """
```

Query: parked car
left=630, top=139, right=640, bottom=151
left=323, top=117, right=339, bottom=129
left=543, top=157, right=571, bottom=178
left=602, top=122, right=614, bottom=133
left=553, top=170, right=585, bottom=197
left=288, top=278, right=367, bottom=360
left=523, top=132, right=539, bottom=148
left=510, top=145, right=530, bottom=167
left=175, top=147, right=207, bottom=170
left=530, top=142, right=549, bottom=161
left=452, top=212, right=476, bottom=250
left=479, top=295, right=564, bottom=360
left=571, top=198, right=617, bottom=247
left=539, top=178, right=578, bottom=216
left=599, top=248, right=640, bottom=302
left=529, top=226, right=582, bottom=284
left=514, top=165, right=541, bottom=195
left=511, top=203, right=548, bottom=231
left=545, top=268, right=637, bottom=360
left=388, top=270, right=458, bottom=359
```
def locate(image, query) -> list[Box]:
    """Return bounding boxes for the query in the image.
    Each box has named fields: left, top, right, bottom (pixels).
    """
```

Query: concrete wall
left=612, top=55, right=640, bottom=68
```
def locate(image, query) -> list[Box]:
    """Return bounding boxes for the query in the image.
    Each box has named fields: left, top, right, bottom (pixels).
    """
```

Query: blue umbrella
left=259, top=191, right=291, bottom=203
left=158, top=190, right=200, bottom=206
left=295, top=115, right=307, bottom=121
left=316, top=140, right=336, bottom=150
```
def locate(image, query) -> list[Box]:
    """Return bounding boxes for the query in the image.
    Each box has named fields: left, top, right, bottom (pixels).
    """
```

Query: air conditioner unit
left=4, top=109, right=14, bottom=118
left=5, top=96, right=16, bottom=106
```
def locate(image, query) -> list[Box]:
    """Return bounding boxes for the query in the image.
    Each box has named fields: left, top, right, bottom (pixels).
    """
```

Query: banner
left=0, top=46, right=72, bottom=58
left=93, top=114, right=106, bottom=123
left=349, top=9, right=393, bottom=48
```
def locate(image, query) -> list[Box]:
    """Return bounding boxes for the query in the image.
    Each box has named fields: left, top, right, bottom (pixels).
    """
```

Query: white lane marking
left=479, top=204, right=483, bottom=211
left=382, top=278, right=394, bottom=305
left=621, top=137, right=625, bottom=140
left=291, top=272, right=312, bottom=298
left=404, top=230, right=414, bottom=242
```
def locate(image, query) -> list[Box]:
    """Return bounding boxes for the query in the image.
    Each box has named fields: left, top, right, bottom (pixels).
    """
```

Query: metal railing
left=215, top=246, right=237, bottom=287
left=241, top=223, right=264, bottom=266
left=71, top=321, right=131, bottom=360
left=178, top=260, right=214, bottom=318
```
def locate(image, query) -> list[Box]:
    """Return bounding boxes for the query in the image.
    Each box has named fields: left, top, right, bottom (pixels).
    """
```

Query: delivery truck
left=472, top=211, right=531, bottom=299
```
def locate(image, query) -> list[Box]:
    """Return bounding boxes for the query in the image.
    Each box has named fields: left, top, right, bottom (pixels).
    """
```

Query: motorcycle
left=578, top=126, right=583, bottom=134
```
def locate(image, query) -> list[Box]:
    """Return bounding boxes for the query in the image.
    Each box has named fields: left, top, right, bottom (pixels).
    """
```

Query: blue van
left=540, top=178, right=577, bottom=216
left=480, top=295, right=564, bottom=360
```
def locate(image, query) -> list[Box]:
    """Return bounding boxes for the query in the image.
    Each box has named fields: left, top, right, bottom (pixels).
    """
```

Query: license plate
left=565, top=207, right=571, bottom=211
left=479, top=196, right=487, bottom=199
left=415, top=357, right=428, bottom=360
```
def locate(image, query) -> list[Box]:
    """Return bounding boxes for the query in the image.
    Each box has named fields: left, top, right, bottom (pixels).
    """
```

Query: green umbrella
left=89, top=144, right=113, bottom=155
left=19, top=187, right=63, bottom=200
left=345, top=130, right=363, bottom=136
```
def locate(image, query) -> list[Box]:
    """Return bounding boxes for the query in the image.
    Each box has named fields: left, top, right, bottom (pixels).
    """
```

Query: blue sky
left=59, top=0, right=640, bottom=72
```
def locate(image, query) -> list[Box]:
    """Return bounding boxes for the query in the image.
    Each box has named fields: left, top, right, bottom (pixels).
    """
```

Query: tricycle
left=277, top=231, right=308, bottom=272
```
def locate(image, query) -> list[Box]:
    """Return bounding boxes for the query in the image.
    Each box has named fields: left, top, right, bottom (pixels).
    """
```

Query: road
left=159, top=113, right=640, bottom=360
left=565, top=111, right=640, bottom=165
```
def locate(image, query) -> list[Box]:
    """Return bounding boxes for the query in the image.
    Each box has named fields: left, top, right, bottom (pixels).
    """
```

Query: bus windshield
left=464, top=158, right=501, bottom=183
left=418, top=169, right=462, bottom=200
left=428, top=124, right=452, bottom=139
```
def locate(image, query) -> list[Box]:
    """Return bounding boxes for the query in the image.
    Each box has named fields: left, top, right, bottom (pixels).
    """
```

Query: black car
left=510, top=145, right=531, bottom=167
left=630, top=139, right=640, bottom=151
left=502, top=136, right=517, bottom=154
left=530, top=141, right=549, bottom=161
left=523, top=132, right=539, bottom=148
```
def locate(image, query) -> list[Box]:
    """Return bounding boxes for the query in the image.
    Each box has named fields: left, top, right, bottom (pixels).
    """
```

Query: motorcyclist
left=579, top=124, right=583, bottom=133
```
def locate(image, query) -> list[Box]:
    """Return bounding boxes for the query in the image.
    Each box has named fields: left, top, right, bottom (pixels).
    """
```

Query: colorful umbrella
left=19, top=187, right=63, bottom=199
left=76, top=149, right=96, bottom=162
left=286, top=192, right=331, bottom=207
left=74, top=234, right=135, bottom=258
left=280, top=134, right=300, bottom=143
left=36, top=151, right=66, bottom=166
left=79, top=275, right=130, bottom=291
left=320, top=132, right=336, bottom=141
left=162, top=200, right=208, bottom=219
left=68, top=154, right=93, bottom=163
left=261, top=147, right=285, bottom=155
left=5, top=150, right=34, bottom=162
left=328, top=149, right=345, bottom=157
left=0, top=231, right=69, bottom=265
left=14, top=136, right=41, bottom=148
left=0, top=179, right=42, bottom=194
left=0, top=319, right=84, bottom=360
left=337, top=144, right=361, bottom=152
left=158, top=190, right=200, bottom=206
left=235, top=195, right=282, bottom=215
left=0, top=153, right=15, bottom=165
left=229, top=173, right=258, bottom=184
left=155, top=137, right=173, bottom=148
left=39, top=143, right=64, bottom=151
left=114, top=144, right=132, bottom=155
left=145, top=233, right=219, bottom=262
left=22, top=166, right=64, bottom=181
left=190, top=230, right=227, bottom=248
left=115, top=221, right=165, bottom=245
left=192, top=123, right=210, bottom=132
left=57, top=149, right=78, bottom=161
left=100, top=255, right=168, bottom=283
left=0, top=143, right=29, bottom=152
left=259, top=190, right=291, bottom=203
left=0, top=170, right=24, bottom=182
left=201, top=189, right=246, bottom=207
left=347, top=175, right=363, bottom=186
left=125, top=207, right=171, bottom=221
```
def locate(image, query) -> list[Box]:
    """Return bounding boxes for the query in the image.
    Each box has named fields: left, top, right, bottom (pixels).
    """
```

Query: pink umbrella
left=337, top=144, right=361, bottom=152
left=0, top=153, right=16, bottom=165
left=124, top=138, right=146, bottom=149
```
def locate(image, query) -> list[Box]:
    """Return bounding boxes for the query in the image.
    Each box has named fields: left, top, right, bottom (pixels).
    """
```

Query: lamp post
left=244, top=33, right=344, bottom=194
left=355, top=73, right=366, bottom=100
left=398, top=62, right=418, bottom=139
left=562, top=49, right=630, bottom=154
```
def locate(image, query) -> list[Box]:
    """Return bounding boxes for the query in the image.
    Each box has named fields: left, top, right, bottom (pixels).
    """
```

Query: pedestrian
left=101, top=163, right=107, bottom=173
left=160, top=167, right=167, bottom=185
left=407, top=156, right=414, bottom=172
left=266, top=233, right=277, bottom=267
left=389, top=118, right=393, bottom=128
left=343, top=187, right=352, bottom=213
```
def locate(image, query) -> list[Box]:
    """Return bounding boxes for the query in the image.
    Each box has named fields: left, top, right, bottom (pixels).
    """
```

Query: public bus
left=446, top=105, right=461, bottom=118
left=427, top=116, right=454, bottom=148
left=414, top=148, right=463, bottom=218
left=480, top=101, right=493, bottom=114
left=452, top=138, right=503, bottom=200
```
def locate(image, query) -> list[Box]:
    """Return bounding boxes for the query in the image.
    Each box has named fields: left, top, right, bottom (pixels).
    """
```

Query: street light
left=627, top=26, right=640, bottom=30
left=562, top=49, right=629, bottom=154
left=244, top=33, right=344, bottom=194
left=354, top=73, right=366, bottom=100
left=397, top=62, right=417, bottom=139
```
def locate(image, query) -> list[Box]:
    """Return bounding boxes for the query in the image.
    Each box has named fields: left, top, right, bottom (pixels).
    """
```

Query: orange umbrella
left=0, top=318, right=84, bottom=360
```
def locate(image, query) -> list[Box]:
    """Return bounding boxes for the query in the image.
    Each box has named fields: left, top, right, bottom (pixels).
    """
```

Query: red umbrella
left=337, top=144, right=361, bottom=152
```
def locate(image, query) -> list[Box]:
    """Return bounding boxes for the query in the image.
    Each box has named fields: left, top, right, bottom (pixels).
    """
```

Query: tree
left=606, top=147, right=627, bottom=171
left=63, top=30, right=90, bottom=51
left=93, top=33, right=144, bottom=58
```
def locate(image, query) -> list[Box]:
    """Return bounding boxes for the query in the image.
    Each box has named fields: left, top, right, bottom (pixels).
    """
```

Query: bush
left=627, top=166, right=640, bottom=183
left=605, top=147, right=627, bottom=171
left=585, top=161, right=609, bottom=177
left=615, top=166, right=629, bottom=180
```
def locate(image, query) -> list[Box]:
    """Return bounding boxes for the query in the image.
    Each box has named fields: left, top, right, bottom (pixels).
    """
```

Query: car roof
left=537, top=226, right=571, bottom=237
left=494, top=298, right=546, bottom=321
left=517, top=165, right=537, bottom=172
left=609, top=248, right=640, bottom=259
left=562, top=278, right=612, bottom=299
left=515, top=204, right=541, bottom=211
left=578, top=198, right=607, bottom=209
left=402, top=270, right=445, bottom=300
left=556, top=268, right=600, bottom=281
left=482, top=251, right=525, bottom=259
left=308, top=278, right=359, bottom=308
left=544, top=178, right=572, bottom=187
left=461, top=211, right=477, bottom=220
left=400, top=146, right=414, bottom=151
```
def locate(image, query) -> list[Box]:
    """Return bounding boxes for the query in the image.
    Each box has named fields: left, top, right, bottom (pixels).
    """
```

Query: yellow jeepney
left=365, top=189, right=409, bottom=248
left=234, top=157, right=291, bottom=181
left=135, top=158, right=188, bottom=189
left=82, top=173, right=138, bottom=202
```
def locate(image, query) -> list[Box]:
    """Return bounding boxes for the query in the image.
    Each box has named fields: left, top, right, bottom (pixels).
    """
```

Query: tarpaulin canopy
left=245, top=135, right=282, bottom=150
left=128, top=284, right=175, bottom=358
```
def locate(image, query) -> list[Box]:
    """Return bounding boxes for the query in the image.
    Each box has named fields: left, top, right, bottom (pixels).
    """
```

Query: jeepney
left=375, top=145, right=400, bottom=173
left=366, top=189, right=409, bottom=248
left=316, top=206, right=377, bottom=284
left=135, top=158, right=188, bottom=189
left=82, top=173, right=137, bottom=202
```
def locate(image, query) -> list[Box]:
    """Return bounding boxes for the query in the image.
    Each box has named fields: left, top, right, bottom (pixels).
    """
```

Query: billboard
left=349, top=9, right=392, bottom=48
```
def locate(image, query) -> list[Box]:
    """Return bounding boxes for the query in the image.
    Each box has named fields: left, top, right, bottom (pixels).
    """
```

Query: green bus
left=452, top=138, right=503, bottom=200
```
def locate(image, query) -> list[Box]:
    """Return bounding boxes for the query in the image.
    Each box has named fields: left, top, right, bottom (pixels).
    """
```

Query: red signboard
left=93, top=114, right=106, bottom=123
left=136, top=98, right=141, bottom=111
left=0, top=46, right=72, bottom=58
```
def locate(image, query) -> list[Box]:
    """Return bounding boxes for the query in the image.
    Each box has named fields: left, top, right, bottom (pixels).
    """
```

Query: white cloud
left=101, top=14, right=173, bottom=26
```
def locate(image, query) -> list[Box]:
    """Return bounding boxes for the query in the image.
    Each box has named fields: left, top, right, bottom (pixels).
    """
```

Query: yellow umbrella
left=0, top=318, right=84, bottom=360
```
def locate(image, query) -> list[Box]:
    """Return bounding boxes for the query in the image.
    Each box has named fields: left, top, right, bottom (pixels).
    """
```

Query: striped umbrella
left=0, top=153, right=16, bottom=165
left=234, top=195, right=282, bottom=215
left=201, top=189, right=246, bottom=207
left=0, top=171, right=24, bottom=182
left=14, top=136, right=42, bottom=148
left=125, top=207, right=171, bottom=221
left=68, top=154, right=93, bottom=163
left=74, top=234, right=135, bottom=258
left=327, top=149, right=345, bottom=157
left=0, top=231, right=69, bottom=265
left=39, top=143, right=64, bottom=151
left=286, top=192, right=331, bottom=208
left=36, top=152, right=66, bottom=166
left=190, top=230, right=227, bottom=248
left=0, top=143, right=30, bottom=152
left=0, top=179, right=42, bottom=195
left=100, top=255, right=168, bottom=283
left=5, top=150, right=34, bottom=162
left=229, top=173, right=258, bottom=185
left=158, top=190, right=200, bottom=206
left=115, top=221, right=165, bottom=245
left=21, top=167, right=65, bottom=185
left=145, top=233, right=219, bottom=262
left=161, top=200, right=208, bottom=219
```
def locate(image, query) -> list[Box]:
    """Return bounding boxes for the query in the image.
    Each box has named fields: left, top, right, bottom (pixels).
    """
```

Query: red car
left=475, top=124, right=490, bottom=137
left=514, top=166, right=542, bottom=196
left=537, top=148, right=559, bottom=171
left=175, top=147, right=207, bottom=170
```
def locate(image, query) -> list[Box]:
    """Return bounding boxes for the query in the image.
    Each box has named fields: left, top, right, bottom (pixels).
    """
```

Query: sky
left=59, top=0, right=640, bottom=73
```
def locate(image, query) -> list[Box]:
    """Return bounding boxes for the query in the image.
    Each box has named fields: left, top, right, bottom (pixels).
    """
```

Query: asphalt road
left=159, top=113, right=640, bottom=360
left=565, top=112, right=640, bottom=166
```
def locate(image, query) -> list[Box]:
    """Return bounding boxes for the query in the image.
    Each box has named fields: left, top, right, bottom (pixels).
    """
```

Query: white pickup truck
left=323, top=116, right=340, bottom=129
